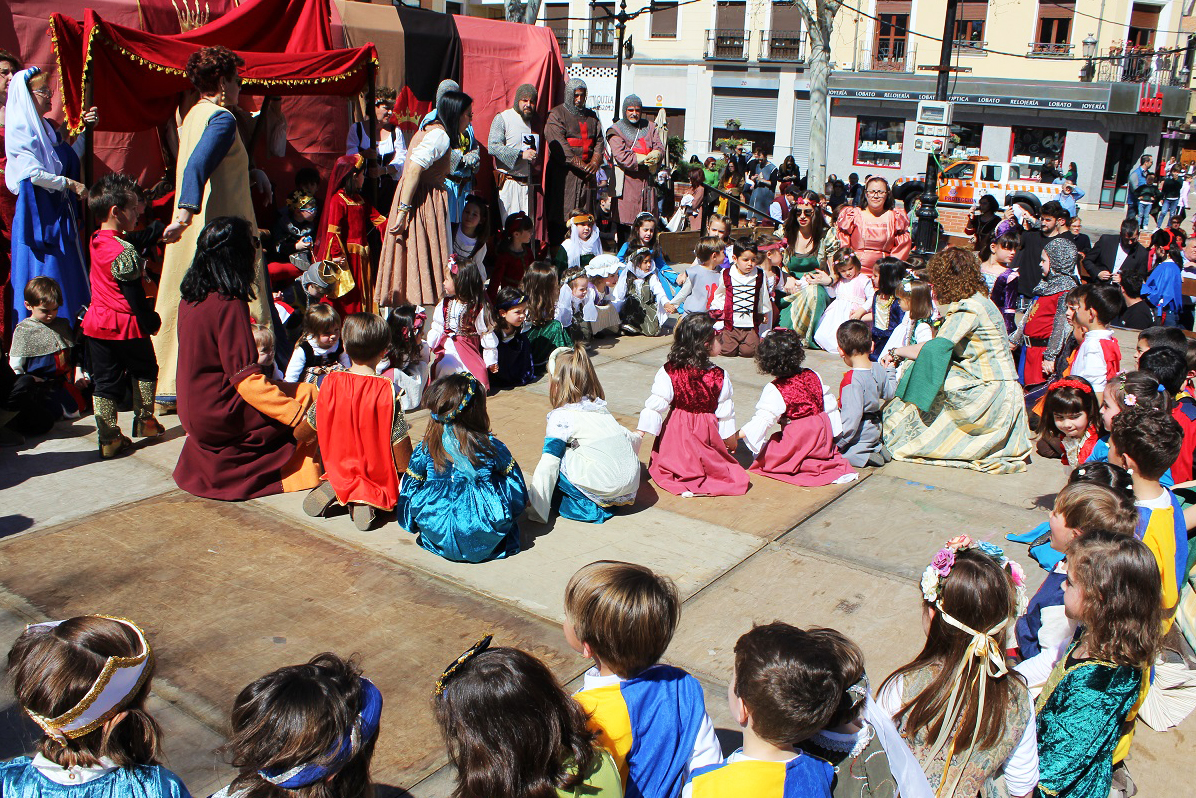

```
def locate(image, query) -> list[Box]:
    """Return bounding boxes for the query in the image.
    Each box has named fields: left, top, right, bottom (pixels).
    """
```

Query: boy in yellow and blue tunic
left=683, top=622, right=835, bottom=798
left=564, top=561, right=723, bottom=798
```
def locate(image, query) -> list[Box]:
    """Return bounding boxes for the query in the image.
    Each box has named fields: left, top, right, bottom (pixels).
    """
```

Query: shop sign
left=828, top=88, right=1107, bottom=112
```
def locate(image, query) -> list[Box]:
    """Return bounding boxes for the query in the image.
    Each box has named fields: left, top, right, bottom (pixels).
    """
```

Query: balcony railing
left=857, top=42, right=918, bottom=72
left=705, top=29, right=750, bottom=60
left=1096, top=45, right=1190, bottom=86
left=951, top=39, right=987, bottom=55
left=554, top=29, right=573, bottom=57
left=762, top=30, right=806, bottom=62
left=1028, top=41, right=1073, bottom=57
left=580, top=28, right=615, bottom=57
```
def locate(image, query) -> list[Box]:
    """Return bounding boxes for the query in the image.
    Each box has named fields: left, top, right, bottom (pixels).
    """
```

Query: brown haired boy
left=8, top=277, right=84, bottom=423
left=836, top=319, right=893, bottom=467
left=564, top=561, right=722, bottom=797
left=682, top=622, right=836, bottom=797
left=302, top=313, right=412, bottom=531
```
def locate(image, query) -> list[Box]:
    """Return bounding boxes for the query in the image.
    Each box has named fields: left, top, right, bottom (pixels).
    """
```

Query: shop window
left=855, top=116, right=905, bottom=169
left=947, top=122, right=983, bottom=159
left=651, top=1, right=678, bottom=37
left=1011, top=126, right=1066, bottom=179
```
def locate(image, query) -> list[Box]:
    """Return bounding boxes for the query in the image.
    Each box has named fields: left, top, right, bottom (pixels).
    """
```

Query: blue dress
left=10, top=131, right=89, bottom=327
left=397, top=433, right=527, bottom=562
left=0, top=758, right=190, bottom=798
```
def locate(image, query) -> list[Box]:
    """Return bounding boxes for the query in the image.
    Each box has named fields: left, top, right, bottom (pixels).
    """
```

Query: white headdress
left=22, top=616, right=153, bottom=744
left=563, top=215, right=602, bottom=271
left=585, top=253, right=622, bottom=279
left=5, top=67, right=62, bottom=195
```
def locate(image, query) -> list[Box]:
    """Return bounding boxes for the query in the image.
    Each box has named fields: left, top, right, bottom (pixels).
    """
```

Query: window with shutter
left=651, top=2, right=679, bottom=37
left=873, top=1, right=911, bottom=70
left=1128, top=3, right=1159, bottom=47
left=953, top=0, right=987, bottom=46
left=544, top=3, right=571, bottom=54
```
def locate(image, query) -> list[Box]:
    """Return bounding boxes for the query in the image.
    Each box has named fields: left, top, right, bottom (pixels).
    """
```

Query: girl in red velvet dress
left=635, top=312, right=748, bottom=497
left=319, top=154, right=386, bottom=316
left=739, top=328, right=855, bottom=487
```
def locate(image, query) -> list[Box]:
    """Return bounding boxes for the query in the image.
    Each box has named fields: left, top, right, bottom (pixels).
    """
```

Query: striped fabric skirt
left=787, top=284, right=831, bottom=349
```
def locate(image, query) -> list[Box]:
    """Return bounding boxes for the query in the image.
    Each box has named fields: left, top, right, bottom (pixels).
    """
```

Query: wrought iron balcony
left=1096, top=45, right=1191, bottom=86
left=763, top=30, right=806, bottom=62
left=1028, top=42, right=1074, bottom=57
left=705, top=29, right=750, bottom=60
left=857, top=43, right=917, bottom=72
left=951, top=39, right=987, bottom=55
left=554, top=29, right=573, bottom=58
left=581, top=28, right=615, bottom=57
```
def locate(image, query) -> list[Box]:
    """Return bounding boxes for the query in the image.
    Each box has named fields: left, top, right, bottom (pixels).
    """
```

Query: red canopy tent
left=49, top=3, right=377, bottom=135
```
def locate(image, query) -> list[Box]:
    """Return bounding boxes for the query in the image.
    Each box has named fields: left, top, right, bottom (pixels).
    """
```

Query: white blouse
left=426, top=299, right=498, bottom=367
left=409, top=127, right=451, bottom=170
left=637, top=365, right=736, bottom=439
left=739, top=376, right=843, bottom=454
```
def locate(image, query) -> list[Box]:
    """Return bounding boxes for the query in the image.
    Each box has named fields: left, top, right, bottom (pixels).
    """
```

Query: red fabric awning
left=50, top=2, right=377, bottom=133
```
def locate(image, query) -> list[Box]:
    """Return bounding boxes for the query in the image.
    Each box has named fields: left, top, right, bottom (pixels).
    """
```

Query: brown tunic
left=375, top=123, right=454, bottom=307
left=544, top=104, right=604, bottom=228
left=606, top=119, right=665, bottom=222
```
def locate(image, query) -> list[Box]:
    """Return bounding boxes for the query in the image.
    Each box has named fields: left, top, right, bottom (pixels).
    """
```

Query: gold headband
left=569, top=214, right=595, bottom=226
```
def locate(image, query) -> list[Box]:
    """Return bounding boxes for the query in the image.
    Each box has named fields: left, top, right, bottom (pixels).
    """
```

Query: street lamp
left=1080, top=33, right=1098, bottom=82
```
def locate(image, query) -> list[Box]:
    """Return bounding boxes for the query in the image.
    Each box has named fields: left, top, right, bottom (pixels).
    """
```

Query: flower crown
left=920, top=535, right=1027, bottom=616
left=430, top=375, right=479, bottom=424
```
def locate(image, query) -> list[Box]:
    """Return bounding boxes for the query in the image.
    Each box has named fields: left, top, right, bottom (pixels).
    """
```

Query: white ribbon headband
left=23, top=616, right=153, bottom=744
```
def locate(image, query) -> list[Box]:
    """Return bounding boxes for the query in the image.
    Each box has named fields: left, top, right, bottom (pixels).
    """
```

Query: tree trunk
left=807, top=32, right=831, bottom=191
left=505, top=0, right=545, bottom=24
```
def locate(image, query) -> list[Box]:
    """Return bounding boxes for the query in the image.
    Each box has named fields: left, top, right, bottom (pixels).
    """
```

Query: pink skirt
left=432, top=333, right=490, bottom=391
left=749, top=413, right=855, bottom=487
left=649, top=408, right=749, bottom=496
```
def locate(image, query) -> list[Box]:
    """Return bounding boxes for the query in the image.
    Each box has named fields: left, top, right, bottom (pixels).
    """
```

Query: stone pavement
left=0, top=328, right=1190, bottom=796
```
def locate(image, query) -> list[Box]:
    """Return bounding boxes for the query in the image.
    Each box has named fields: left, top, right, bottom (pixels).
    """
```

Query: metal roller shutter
left=711, top=91, right=780, bottom=132
left=791, top=92, right=811, bottom=170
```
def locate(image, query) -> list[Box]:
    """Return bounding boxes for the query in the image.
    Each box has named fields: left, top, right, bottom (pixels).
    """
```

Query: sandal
left=350, top=504, right=377, bottom=531
left=302, top=481, right=339, bottom=517
left=98, top=435, right=133, bottom=460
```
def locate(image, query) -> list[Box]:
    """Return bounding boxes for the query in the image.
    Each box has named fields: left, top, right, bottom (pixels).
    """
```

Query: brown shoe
left=133, top=417, right=166, bottom=438
left=99, top=435, right=133, bottom=459
left=350, top=504, right=377, bottom=531
left=302, top=481, right=339, bottom=518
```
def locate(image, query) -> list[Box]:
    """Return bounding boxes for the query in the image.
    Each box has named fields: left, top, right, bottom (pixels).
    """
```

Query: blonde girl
left=527, top=345, right=641, bottom=524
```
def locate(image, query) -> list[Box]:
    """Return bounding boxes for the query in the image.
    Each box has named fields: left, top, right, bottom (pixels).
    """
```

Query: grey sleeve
left=487, top=114, right=520, bottom=171
left=836, top=381, right=863, bottom=447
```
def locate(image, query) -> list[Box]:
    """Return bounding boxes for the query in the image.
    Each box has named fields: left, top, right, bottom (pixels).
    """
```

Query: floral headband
left=430, top=375, right=480, bottom=424
left=434, top=634, right=492, bottom=696
left=448, top=254, right=459, bottom=275
left=921, top=535, right=1027, bottom=616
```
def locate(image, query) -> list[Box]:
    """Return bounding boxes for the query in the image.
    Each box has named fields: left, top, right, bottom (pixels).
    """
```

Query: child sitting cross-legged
left=682, top=622, right=837, bottom=798
left=739, top=327, right=856, bottom=486
left=565, top=561, right=723, bottom=798
left=665, top=236, right=724, bottom=316
left=9, top=277, right=84, bottom=422
left=636, top=312, right=749, bottom=497
left=711, top=240, right=772, bottom=358
left=527, top=345, right=640, bottom=525
left=617, top=246, right=670, bottom=337
left=1108, top=404, right=1187, bottom=634
left=397, top=373, right=527, bottom=563
left=836, top=319, right=896, bottom=468
left=522, top=261, right=575, bottom=374
left=302, top=313, right=413, bottom=531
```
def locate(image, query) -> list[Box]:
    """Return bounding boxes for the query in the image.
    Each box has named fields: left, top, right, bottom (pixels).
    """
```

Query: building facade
left=528, top=0, right=1192, bottom=209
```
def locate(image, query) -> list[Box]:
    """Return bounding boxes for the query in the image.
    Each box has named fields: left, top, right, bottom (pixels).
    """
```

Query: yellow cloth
left=575, top=684, right=635, bottom=785
left=154, top=101, right=269, bottom=400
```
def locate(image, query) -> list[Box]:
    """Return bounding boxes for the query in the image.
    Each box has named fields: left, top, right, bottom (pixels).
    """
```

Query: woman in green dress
left=881, top=247, right=1031, bottom=474
left=780, top=190, right=840, bottom=337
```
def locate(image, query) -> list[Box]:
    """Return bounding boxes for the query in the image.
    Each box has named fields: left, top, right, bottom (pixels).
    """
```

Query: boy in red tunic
left=319, top=155, right=387, bottom=316
left=302, top=312, right=413, bottom=531
left=1013, top=236, right=1079, bottom=388
left=83, top=174, right=164, bottom=458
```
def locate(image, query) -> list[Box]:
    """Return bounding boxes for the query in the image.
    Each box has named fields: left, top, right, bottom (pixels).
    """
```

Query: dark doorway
left=1100, top=131, right=1147, bottom=209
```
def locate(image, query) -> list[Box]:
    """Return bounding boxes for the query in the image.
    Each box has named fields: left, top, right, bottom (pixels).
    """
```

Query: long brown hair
left=424, top=373, right=494, bottom=472
left=1067, top=531, right=1162, bottom=666
left=435, top=647, right=599, bottom=798
left=222, top=653, right=375, bottom=798
left=521, top=261, right=560, bottom=325
left=8, top=616, right=163, bottom=768
left=881, top=549, right=1022, bottom=753
left=783, top=190, right=828, bottom=254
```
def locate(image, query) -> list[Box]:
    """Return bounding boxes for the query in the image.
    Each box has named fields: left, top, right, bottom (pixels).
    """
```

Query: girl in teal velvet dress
left=397, top=372, right=527, bottom=563
left=1034, top=531, right=1161, bottom=798
left=3, top=615, right=190, bottom=798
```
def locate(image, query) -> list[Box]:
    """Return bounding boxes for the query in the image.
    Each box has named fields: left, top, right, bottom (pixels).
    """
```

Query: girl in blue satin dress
left=3, top=615, right=190, bottom=798
left=397, top=372, right=527, bottom=562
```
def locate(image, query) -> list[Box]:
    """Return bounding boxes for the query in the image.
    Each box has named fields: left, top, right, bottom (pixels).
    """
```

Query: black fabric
left=0, top=362, right=60, bottom=435
left=1115, top=301, right=1157, bottom=330
left=87, top=337, right=159, bottom=401
left=1083, top=234, right=1149, bottom=284
left=1015, top=230, right=1076, bottom=296
left=395, top=7, right=462, bottom=121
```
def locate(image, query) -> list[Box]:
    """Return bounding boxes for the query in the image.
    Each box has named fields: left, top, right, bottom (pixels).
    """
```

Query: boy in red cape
left=302, top=312, right=413, bottom=530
